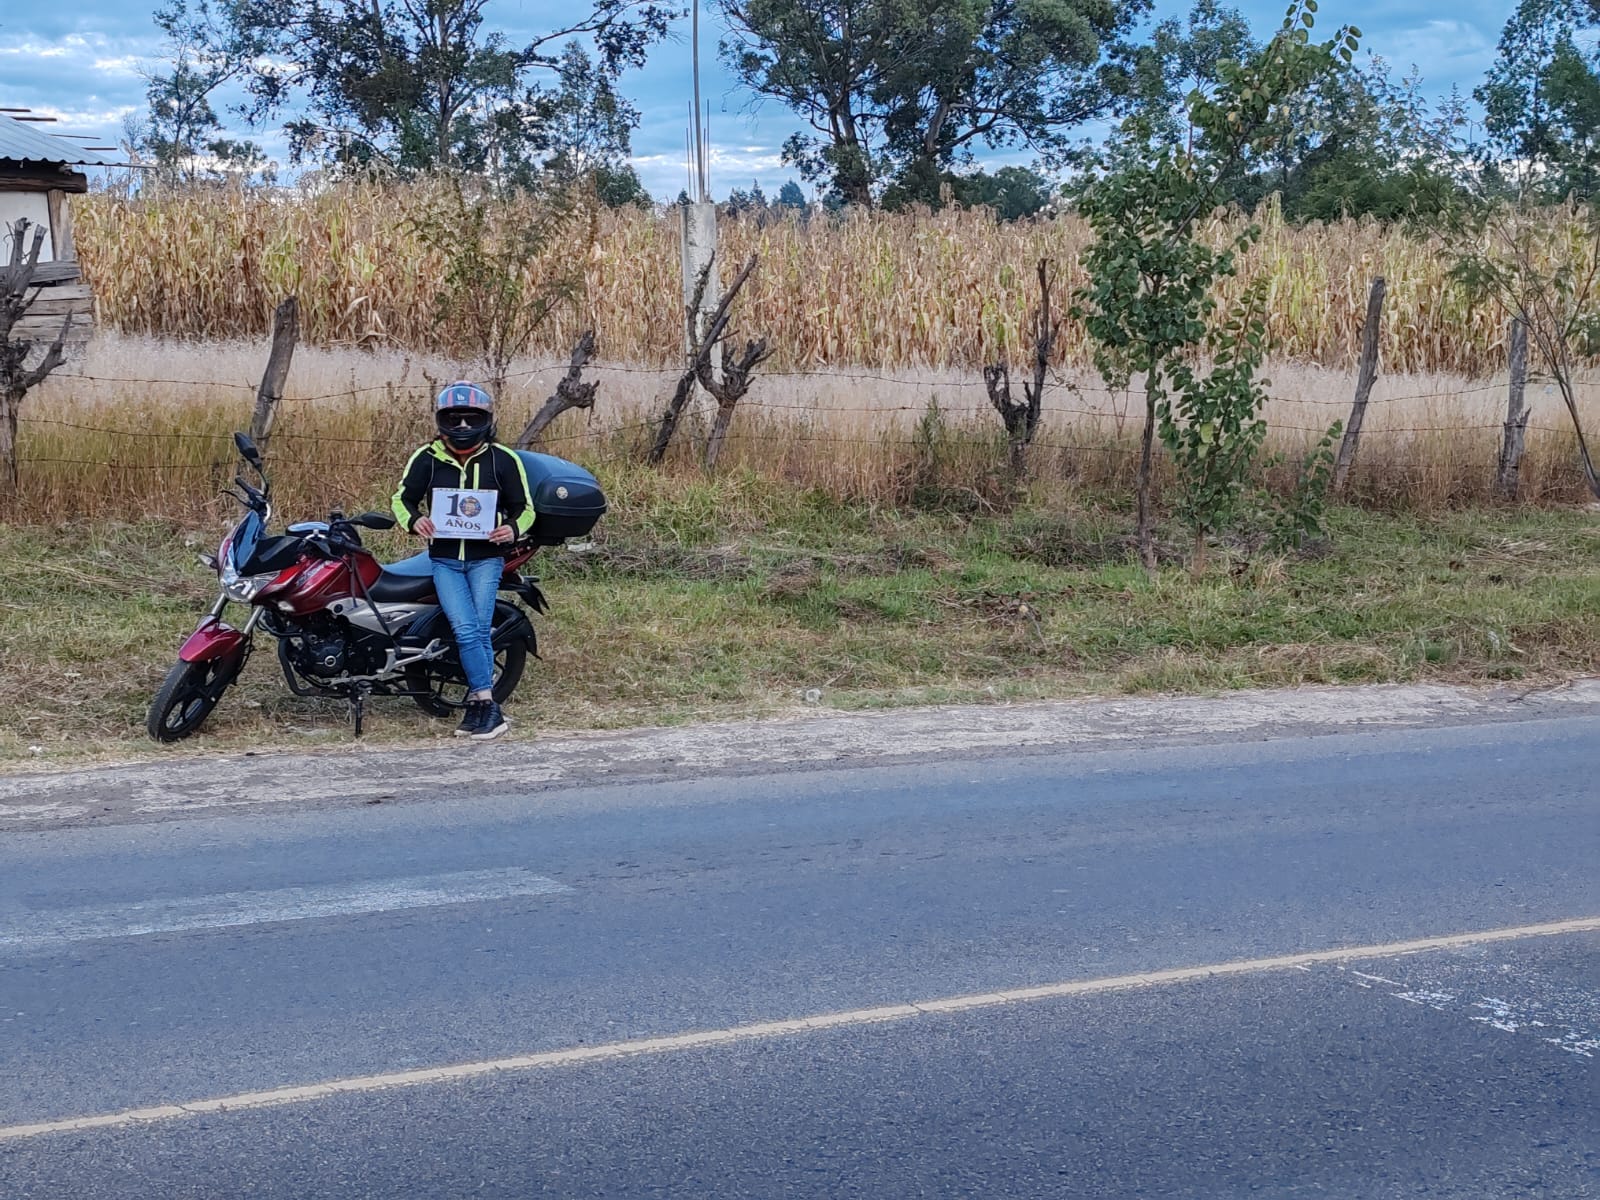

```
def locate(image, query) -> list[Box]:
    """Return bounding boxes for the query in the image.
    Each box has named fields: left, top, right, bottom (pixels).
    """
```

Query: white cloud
left=0, top=43, right=71, bottom=59
left=1381, top=19, right=1496, bottom=85
left=709, top=146, right=782, bottom=172
left=15, top=102, right=140, bottom=128
left=91, top=56, right=145, bottom=76
left=632, top=143, right=790, bottom=200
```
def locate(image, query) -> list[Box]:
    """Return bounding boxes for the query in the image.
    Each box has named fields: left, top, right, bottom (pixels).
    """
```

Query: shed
left=0, top=111, right=117, bottom=343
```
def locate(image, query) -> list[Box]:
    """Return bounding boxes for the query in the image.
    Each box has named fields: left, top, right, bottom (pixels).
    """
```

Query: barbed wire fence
left=10, top=294, right=1596, bottom=514
left=16, top=366, right=1579, bottom=448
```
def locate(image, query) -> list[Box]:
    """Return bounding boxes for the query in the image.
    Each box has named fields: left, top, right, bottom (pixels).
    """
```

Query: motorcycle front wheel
left=146, top=656, right=241, bottom=742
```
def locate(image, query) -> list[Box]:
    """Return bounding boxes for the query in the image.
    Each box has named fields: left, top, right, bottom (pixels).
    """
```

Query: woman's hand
left=414, top=517, right=436, bottom=539
left=488, top=524, right=515, bottom=545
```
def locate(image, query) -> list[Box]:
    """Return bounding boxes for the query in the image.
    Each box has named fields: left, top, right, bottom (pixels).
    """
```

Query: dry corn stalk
left=72, top=185, right=1595, bottom=377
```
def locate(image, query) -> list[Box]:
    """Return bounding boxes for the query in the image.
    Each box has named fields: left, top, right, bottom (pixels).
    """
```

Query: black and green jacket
left=391, top=440, right=536, bottom=561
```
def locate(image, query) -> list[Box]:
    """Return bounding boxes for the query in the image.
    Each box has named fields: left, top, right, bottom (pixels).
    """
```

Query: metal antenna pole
left=692, top=0, right=707, bottom=200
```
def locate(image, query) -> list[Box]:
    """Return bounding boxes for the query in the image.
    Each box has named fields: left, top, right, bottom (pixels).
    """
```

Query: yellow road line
left=4, top=914, right=1597, bottom=1143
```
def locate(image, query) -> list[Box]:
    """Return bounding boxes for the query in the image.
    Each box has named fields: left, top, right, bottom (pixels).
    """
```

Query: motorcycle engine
left=274, top=613, right=390, bottom=683
left=296, top=630, right=350, bottom=678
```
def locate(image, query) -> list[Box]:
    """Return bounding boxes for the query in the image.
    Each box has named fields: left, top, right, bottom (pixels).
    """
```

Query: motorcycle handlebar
left=233, top=476, right=268, bottom=507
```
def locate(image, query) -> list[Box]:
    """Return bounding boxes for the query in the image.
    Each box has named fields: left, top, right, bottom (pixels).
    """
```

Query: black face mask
left=438, top=410, right=493, bottom=450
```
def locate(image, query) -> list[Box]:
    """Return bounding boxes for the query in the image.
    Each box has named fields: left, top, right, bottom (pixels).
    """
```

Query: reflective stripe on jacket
left=391, top=440, right=535, bottom=561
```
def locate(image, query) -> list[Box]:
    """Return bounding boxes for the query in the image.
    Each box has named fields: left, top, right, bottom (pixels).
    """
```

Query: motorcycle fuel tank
left=271, top=554, right=383, bottom=617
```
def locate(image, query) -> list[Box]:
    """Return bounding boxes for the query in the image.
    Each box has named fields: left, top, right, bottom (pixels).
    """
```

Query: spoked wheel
left=146, top=656, right=240, bottom=742
left=406, top=639, right=526, bottom=718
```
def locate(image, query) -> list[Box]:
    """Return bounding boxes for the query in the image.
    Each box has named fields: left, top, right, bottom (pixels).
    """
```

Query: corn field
left=25, top=184, right=1596, bottom=522
left=70, top=182, right=1570, bottom=377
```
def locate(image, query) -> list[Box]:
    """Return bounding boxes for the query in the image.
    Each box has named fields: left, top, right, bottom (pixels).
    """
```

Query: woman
left=391, top=382, right=536, bottom=740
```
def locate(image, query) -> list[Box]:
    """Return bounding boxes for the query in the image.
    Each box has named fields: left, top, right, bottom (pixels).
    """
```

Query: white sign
left=429, top=488, right=498, bottom=540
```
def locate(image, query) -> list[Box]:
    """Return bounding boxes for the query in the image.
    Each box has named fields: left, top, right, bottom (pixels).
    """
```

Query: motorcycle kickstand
left=349, top=685, right=371, bottom=737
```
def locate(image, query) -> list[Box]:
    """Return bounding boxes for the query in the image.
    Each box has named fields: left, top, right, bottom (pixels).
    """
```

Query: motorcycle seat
left=368, top=570, right=437, bottom=603
left=369, top=553, right=438, bottom=603
left=382, top=551, right=435, bottom=577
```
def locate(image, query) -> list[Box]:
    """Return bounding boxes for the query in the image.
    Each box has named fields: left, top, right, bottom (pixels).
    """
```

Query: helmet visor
left=437, top=408, right=492, bottom=443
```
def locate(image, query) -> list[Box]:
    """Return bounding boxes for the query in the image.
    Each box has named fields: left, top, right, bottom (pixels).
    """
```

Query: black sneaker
left=454, top=700, right=487, bottom=737
left=471, top=701, right=510, bottom=741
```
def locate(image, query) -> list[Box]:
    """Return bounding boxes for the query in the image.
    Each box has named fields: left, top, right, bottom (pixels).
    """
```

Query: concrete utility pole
left=681, top=0, right=719, bottom=380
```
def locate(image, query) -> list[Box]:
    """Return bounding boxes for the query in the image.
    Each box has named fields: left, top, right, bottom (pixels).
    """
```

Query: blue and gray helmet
left=434, top=381, right=496, bottom=449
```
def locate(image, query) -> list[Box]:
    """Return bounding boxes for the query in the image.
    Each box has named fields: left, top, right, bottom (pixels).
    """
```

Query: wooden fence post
left=1497, top=318, right=1529, bottom=500
left=650, top=255, right=759, bottom=465
left=700, top=335, right=774, bottom=471
left=0, top=220, right=73, bottom=500
left=1332, top=276, right=1385, bottom=496
left=983, top=258, right=1056, bottom=479
left=251, top=297, right=299, bottom=457
left=516, top=330, right=598, bottom=449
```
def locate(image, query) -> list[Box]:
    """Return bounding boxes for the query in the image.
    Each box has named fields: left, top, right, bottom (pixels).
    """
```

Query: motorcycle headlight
left=220, top=564, right=266, bottom=603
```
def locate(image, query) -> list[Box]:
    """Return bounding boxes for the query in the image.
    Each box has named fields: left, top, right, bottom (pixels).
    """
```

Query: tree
left=888, top=164, right=1055, bottom=220
left=1477, top=0, right=1600, bottom=201
left=1447, top=203, right=1600, bottom=500
left=1236, top=56, right=1462, bottom=221
left=205, top=138, right=279, bottom=185
left=411, top=180, right=598, bottom=393
left=1128, top=0, right=1257, bottom=147
left=723, top=183, right=772, bottom=218
left=1, top=222, right=76, bottom=500
left=1421, top=1, right=1600, bottom=502
left=718, top=0, right=1147, bottom=207
left=535, top=44, right=650, bottom=204
left=1130, top=1, right=1464, bottom=223
left=154, top=0, right=676, bottom=174
left=142, top=0, right=272, bottom=183
left=717, top=0, right=898, bottom=206
left=776, top=180, right=808, bottom=209
left=142, top=44, right=225, bottom=180
left=592, top=165, right=653, bottom=208
left=1073, top=0, right=1355, bottom=572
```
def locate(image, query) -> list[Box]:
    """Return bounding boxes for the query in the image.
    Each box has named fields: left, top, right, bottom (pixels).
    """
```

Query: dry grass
left=12, top=334, right=1598, bottom=523
left=71, top=185, right=1593, bottom=376
left=3, top=496, right=1597, bottom=766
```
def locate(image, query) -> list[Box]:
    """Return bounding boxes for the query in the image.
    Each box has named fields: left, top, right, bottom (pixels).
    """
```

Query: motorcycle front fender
left=178, top=615, right=249, bottom=665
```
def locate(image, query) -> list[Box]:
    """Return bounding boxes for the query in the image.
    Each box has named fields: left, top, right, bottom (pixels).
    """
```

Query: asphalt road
left=1, top=715, right=1596, bottom=1197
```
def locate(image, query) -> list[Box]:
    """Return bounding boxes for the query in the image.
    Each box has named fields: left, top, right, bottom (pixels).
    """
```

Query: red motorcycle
left=147, top=432, right=603, bottom=740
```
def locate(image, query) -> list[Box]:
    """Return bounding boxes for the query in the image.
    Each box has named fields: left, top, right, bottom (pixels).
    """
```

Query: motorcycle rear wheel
left=406, top=639, right=526, bottom=718
left=146, top=657, right=239, bottom=742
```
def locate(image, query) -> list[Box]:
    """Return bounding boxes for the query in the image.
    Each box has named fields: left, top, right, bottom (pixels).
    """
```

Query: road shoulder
left=4, top=678, right=1598, bottom=832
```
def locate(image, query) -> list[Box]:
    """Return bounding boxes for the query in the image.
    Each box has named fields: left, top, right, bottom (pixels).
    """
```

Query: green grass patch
left=2, top=479, right=1596, bottom=767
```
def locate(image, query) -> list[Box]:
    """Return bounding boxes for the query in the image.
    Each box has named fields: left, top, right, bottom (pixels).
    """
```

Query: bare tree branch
left=984, top=258, right=1055, bottom=478
left=516, top=329, right=600, bottom=448
left=649, top=254, right=762, bottom=465
left=1, top=219, right=75, bottom=500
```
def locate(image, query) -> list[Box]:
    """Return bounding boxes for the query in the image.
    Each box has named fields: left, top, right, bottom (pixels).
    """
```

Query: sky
left=0, top=0, right=1517, bottom=200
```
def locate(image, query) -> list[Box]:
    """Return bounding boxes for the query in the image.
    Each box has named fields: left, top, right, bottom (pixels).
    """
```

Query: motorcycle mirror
left=233, top=432, right=265, bottom=472
left=354, top=512, right=397, bottom=530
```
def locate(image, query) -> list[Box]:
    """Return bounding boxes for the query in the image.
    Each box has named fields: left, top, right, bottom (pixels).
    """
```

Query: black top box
left=511, top=450, right=607, bottom=544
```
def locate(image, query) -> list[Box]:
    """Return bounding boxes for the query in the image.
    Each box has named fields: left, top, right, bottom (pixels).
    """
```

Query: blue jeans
left=432, top=556, right=501, bottom=694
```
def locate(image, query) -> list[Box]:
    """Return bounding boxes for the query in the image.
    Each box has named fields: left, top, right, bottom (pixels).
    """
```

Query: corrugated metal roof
left=0, top=113, right=117, bottom=167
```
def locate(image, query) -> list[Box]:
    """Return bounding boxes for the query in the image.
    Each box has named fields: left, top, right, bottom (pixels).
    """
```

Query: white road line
left=2, top=914, right=1596, bottom=1143
left=0, top=869, right=571, bottom=954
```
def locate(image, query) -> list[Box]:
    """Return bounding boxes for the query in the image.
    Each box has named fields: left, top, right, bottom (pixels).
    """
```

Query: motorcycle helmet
left=435, top=381, right=496, bottom=450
